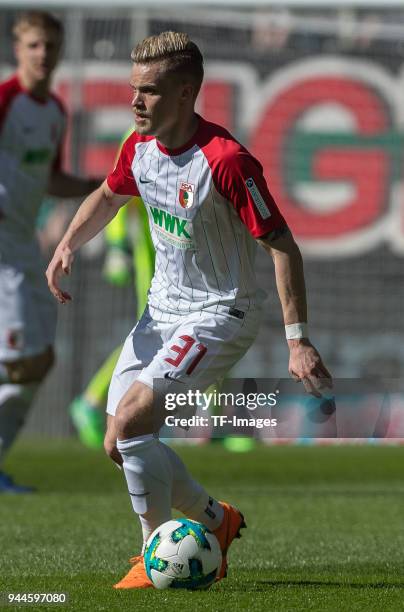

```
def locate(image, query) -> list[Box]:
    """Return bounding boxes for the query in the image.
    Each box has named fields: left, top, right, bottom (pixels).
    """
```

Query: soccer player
left=0, top=11, right=100, bottom=492
left=46, top=31, right=332, bottom=588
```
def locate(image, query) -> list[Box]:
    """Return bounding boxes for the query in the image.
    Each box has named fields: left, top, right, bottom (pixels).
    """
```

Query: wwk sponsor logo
left=149, top=205, right=194, bottom=250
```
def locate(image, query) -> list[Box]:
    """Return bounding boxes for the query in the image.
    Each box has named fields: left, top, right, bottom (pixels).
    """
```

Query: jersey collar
left=156, top=115, right=203, bottom=156
left=15, top=73, right=49, bottom=105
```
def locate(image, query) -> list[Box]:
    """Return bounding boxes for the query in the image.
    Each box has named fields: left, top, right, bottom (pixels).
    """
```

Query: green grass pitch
left=1, top=439, right=403, bottom=611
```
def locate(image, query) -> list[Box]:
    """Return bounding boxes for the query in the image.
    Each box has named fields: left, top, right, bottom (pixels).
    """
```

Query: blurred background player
left=0, top=11, right=101, bottom=493
left=69, top=127, right=155, bottom=449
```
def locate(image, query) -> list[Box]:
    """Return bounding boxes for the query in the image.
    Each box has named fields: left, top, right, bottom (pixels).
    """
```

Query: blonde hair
left=13, top=11, right=64, bottom=41
left=131, top=31, right=204, bottom=93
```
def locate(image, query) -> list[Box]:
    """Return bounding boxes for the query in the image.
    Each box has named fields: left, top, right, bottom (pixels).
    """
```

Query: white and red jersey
left=0, top=74, right=66, bottom=262
left=107, top=116, right=286, bottom=320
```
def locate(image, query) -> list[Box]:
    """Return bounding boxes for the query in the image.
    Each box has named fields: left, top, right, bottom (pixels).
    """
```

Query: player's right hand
left=46, top=244, right=74, bottom=304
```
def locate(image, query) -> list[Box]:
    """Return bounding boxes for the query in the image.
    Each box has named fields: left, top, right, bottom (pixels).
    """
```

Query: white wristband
left=285, top=322, right=308, bottom=340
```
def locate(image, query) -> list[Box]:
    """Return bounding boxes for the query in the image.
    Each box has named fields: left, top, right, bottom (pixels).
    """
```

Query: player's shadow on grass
left=248, top=580, right=404, bottom=590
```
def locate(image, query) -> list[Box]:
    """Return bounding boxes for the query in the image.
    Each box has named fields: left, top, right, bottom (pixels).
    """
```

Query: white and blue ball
left=144, top=518, right=222, bottom=590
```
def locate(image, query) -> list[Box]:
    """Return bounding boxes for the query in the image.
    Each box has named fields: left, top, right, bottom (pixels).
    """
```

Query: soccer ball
left=144, top=518, right=222, bottom=590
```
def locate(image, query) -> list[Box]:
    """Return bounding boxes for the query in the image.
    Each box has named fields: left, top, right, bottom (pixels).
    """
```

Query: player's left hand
left=288, top=339, right=332, bottom=397
left=46, top=244, right=74, bottom=304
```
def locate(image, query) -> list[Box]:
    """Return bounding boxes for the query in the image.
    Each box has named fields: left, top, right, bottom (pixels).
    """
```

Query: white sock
left=0, top=383, right=38, bottom=465
left=160, top=441, right=224, bottom=530
left=117, top=436, right=225, bottom=551
left=117, top=435, right=173, bottom=547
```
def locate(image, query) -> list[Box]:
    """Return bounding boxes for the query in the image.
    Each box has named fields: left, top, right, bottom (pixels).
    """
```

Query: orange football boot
left=213, top=501, right=246, bottom=581
left=113, top=555, right=153, bottom=589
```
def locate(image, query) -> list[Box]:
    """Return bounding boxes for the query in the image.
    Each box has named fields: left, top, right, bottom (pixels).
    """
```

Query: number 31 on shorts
left=164, top=335, right=207, bottom=375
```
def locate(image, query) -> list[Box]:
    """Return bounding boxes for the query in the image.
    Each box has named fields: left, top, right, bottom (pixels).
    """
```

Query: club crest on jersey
left=179, top=182, right=195, bottom=209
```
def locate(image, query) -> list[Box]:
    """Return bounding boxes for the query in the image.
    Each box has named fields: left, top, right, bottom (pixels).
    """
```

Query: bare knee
left=115, top=383, right=160, bottom=439
left=4, top=346, right=55, bottom=384
left=103, top=433, right=115, bottom=458
left=104, top=415, right=122, bottom=466
left=114, top=395, right=150, bottom=439
left=104, top=416, right=116, bottom=456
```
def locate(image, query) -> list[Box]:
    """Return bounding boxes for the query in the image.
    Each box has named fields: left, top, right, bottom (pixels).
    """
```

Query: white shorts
left=0, top=261, right=57, bottom=360
left=106, top=305, right=261, bottom=416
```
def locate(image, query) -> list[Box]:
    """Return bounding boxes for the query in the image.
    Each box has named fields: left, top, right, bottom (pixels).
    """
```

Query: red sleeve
left=0, top=75, right=22, bottom=134
left=107, top=135, right=139, bottom=197
left=212, top=148, right=286, bottom=238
